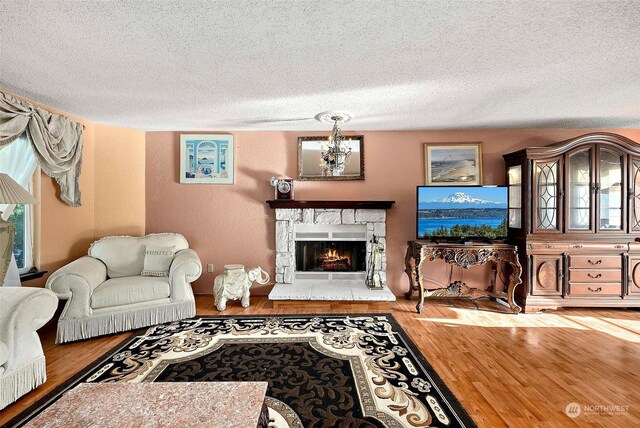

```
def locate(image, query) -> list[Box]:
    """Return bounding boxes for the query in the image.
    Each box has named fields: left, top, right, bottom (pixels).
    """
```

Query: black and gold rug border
left=3, top=313, right=477, bottom=428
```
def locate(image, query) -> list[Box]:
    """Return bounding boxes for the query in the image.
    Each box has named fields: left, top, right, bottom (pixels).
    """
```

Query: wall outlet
left=207, top=263, right=214, bottom=273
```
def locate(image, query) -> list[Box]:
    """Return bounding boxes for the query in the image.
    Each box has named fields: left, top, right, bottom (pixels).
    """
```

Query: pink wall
left=146, top=129, right=640, bottom=296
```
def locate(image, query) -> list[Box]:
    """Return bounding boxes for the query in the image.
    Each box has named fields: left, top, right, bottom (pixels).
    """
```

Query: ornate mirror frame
left=297, top=135, right=365, bottom=181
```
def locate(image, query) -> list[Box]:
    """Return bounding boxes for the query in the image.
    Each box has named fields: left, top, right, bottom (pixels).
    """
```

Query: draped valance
left=0, top=91, right=84, bottom=207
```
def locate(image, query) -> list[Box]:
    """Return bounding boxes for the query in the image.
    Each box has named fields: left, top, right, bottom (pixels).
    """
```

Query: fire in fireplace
left=295, top=241, right=366, bottom=272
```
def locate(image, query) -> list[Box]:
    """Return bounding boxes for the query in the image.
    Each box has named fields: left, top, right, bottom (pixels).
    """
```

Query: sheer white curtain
left=0, top=133, right=37, bottom=286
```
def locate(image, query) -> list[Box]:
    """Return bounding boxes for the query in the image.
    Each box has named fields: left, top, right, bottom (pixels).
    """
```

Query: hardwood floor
left=2, top=296, right=640, bottom=427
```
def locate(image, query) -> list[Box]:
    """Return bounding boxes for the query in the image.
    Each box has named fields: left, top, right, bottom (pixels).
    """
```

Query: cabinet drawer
left=569, top=255, right=621, bottom=269
left=528, top=243, right=569, bottom=251
left=568, top=283, right=621, bottom=296
left=568, top=270, right=621, bottom=283
left=568, top=243, right=627, bottom=251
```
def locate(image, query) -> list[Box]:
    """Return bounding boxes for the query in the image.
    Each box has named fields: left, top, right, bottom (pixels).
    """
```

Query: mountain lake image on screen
left=417, top=186, right=508, bottom=239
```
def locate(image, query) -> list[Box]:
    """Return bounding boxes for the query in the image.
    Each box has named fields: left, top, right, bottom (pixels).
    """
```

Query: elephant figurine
left=213, top=264, right=270, bottom=311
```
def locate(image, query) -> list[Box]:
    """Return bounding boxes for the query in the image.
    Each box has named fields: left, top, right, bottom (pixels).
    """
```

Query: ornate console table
left=404, top=241, right=522, bottom=314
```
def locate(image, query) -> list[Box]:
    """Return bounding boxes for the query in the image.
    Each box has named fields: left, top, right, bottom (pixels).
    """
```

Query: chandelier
left=317, top=112, right=352, bottom=176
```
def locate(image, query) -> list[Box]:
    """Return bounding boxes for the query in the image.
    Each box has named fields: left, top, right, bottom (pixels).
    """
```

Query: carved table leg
left=404, top=244, right=418, bottom=300
left=506, top=251, right=523, bottom=314
left=416, top=247, right=427, bottom=314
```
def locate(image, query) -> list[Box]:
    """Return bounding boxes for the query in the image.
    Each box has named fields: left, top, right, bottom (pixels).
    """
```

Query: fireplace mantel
left=266, top=200, right=395, bottom=209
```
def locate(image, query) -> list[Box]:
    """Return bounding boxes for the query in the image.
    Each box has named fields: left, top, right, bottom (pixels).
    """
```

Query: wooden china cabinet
left=503, top=133, right=640, bottom=312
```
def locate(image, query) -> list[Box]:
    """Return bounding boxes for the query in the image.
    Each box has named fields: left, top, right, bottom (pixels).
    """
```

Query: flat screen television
left=417, top=186, right=508, bottom=240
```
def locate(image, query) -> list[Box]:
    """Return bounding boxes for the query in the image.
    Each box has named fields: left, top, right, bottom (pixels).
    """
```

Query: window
left=8, top=199, right=33, bottom=274
left=0, top=132, right=38, bottom=274
left=10, top=205, right=26, bottom=269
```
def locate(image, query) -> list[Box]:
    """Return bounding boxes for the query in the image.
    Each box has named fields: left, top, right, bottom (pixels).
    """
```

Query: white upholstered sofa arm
left=0, top=288, right=57, bottom=372
left=0, top=341, right=8, bottom=374
left=46, top=256, right=107, bottom=319
left=169, top=249, right=202, bottom=302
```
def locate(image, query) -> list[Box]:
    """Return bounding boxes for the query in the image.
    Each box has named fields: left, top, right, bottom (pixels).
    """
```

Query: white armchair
left=46, top=233, right=201, bottom=343
left=0, top=287, right=58, bottom=410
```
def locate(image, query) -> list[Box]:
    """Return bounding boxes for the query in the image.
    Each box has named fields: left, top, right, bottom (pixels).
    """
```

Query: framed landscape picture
left=423, top=142, right=483, bottom=185
left=180, top=134, right=234, bottom=184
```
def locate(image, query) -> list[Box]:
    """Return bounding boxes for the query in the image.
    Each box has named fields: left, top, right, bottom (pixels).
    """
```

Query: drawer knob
left=588, top=259, right=602, bottom=265
left=587, top=273, right=602, bottom=279
left=588, top=287, right=602, bottom=292
left=573, top=245, right=583, bottom=248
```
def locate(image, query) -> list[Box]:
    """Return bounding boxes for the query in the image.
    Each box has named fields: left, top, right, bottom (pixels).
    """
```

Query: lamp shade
left=0, top=173, right=39, bottom=205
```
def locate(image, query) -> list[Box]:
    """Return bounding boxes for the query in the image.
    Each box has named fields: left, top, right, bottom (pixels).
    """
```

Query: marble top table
left=25, top=382, right=269, bottom=428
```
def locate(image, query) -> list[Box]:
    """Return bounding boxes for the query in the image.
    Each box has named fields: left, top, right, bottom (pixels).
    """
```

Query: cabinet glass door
left=631, top=158, right=640, bottom=232
left=567, top=148, right=592, bottom=231
left=508, top=165, right=522, bottom=228
left=598, top=148, right=623, bottom=231
left=533, top=158, right=561, bottom=232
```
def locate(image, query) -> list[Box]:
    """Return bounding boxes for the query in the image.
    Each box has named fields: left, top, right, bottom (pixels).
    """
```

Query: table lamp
left=0, top=173, right=39, bottom=286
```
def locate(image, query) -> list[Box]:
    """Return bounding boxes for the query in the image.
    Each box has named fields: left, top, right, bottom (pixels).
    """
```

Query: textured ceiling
left=1, top=1, right=639, bottom=131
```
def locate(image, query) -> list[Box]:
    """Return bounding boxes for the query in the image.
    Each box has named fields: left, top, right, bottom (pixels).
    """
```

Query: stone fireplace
left=267, top=200, right=395, bottom=301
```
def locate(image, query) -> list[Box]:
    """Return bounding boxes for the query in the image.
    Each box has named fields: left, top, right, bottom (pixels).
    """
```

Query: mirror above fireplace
left=298, top=136, right=364, bottom=181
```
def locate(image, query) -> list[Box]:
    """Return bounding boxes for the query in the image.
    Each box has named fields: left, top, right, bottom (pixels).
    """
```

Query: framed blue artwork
left=179, top=134, right=234, bottom=184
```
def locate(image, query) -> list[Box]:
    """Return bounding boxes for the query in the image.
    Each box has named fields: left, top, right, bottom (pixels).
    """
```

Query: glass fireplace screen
left=295, top=241, right=366, bottom=272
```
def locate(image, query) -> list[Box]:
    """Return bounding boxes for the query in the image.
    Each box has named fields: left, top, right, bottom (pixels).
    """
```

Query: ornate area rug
left=8, top=315, right=476, bottom=428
